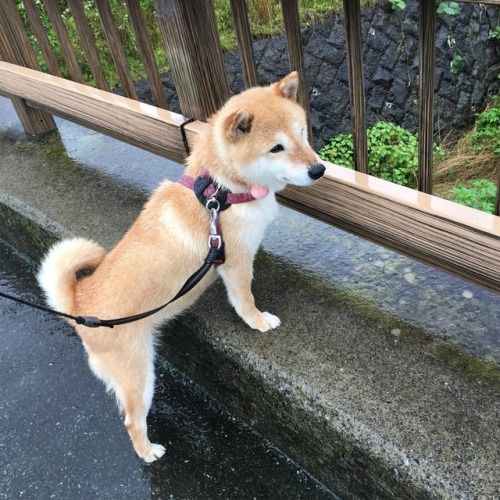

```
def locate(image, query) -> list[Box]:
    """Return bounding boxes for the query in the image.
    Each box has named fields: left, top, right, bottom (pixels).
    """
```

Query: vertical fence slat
left=496, top=169, right=500, bottom=216
left=230, top=0, right=258, bottom=89
left=281, top=0, right=312, bottom=143
left=94, top=0, right=138, bottom=99
left=43, top=0, right=85, bottom=83
left=67, top=0, right=109, bottom=91
left=154, top=0, right=230, bottom=121
left=418, top=0, right=436, bottom=194
left=124, top=0, right=168, bottom=109
left=0, top=0, right=40, bottom=69
left=22, top=0, right=62, bottom=77
left=0, top=0, right=56, bottom=135
left=343, top=0, right=368, bottom=174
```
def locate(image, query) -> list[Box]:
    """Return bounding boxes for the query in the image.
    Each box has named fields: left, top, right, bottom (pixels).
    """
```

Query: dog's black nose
left=308, top=163, right=326, bottom=180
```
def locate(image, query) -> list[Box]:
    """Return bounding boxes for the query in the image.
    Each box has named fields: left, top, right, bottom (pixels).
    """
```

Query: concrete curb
left=1, top=99, right=498, bottom=498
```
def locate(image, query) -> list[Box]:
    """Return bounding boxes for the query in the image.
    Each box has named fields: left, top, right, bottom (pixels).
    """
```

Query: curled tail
left=37, top=238, right=106, bottom=316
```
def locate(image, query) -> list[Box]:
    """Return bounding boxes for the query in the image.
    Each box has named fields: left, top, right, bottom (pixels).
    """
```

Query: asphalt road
left=0, top=241, right=334, bottom=500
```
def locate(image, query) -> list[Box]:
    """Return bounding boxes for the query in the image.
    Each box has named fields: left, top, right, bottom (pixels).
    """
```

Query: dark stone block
left=365, top=30, right=390, bottom=53
left=380, top=44, right=401, bottom=71
left=321, top=45, right=346, bottom=67
left=336, top=64, right=349, bottom=84
left=388, top=78, right=409, bottom=106
left=368, top=85, right=388, bottom=113
left=372, top=68, right=393, bottom=89
left=327, top=21, right=346, bottom=49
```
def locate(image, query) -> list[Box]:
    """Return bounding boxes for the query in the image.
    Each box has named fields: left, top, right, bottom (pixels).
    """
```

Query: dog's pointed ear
left=225, top=109, right=253, bottom=141
left=274, top=71, right=299, bottom=101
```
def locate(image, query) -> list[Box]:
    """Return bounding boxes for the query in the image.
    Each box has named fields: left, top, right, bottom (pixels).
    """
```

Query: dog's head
left=210, top=72, right=325, bottom=193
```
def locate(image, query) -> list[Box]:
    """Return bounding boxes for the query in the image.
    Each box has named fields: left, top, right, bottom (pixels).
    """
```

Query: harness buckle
left=209, top=234, right=223, bottom=249
left=208, top=207, right=222, bottom=249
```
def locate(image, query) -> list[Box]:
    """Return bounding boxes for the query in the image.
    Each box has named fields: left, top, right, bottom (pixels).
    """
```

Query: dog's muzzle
left=308, top=163, right=326, bottom=180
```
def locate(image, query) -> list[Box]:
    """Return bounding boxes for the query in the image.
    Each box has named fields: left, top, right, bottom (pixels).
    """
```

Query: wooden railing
left=0, top=0, right=499, bottom=292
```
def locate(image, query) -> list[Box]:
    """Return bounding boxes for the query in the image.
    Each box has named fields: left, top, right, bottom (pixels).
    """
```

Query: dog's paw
left=258, top=312, right=281, bottom=332
left=142, top=443, right=166, bottom=463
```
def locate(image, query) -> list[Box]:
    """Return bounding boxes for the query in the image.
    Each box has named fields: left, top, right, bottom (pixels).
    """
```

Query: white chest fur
left=228, top=193, right=279, bottom=256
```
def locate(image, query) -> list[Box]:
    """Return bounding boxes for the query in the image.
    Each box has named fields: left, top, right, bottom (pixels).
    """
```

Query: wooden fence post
left=124, top=0, right=168, bottom=109
left=343, top=0, right=368, bottom=174
left=418, top=0, right=436, bottom=194
left=230, top=0, right=258, bottom=89
left=496, top=167, right=500, bottom=217
left=43, top=0, right=85, bottom=83
left=154, top=0, right=230, bottom=121
left=0, top=0, right=56, bottom=135
left=281, top=0, right=313, bottom=144
left=22, top=0, right=61, bottom=77
left=67, top=0, right=109, bottom=91
left=94, top=0, right=138, bottom=99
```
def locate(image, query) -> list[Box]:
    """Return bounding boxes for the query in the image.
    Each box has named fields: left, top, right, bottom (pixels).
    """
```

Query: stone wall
left=137, top=0, right=499, bottom=149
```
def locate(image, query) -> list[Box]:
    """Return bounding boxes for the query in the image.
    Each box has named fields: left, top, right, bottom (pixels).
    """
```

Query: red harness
left=177, top=170, right=258, bottom=266
left=177, top=169, right=257, bottom=209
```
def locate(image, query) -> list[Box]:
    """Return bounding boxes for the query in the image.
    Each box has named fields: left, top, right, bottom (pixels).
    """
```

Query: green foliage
left=437, top=2, right=461, bottom=16
left=319, top=122, right=445, bottom=188
left=470, top=96, right=500, bottom=157
left=16, top=0, right=166, bottom=87
left=489, top=26, right=500, bottom=40
left=367, top=122, right=420, bottom=187
left=450, top=54, right=463, bottom=74
left=450, top=179, right=497, bottom=214
left=388, top=0, right=406, bottom=11
left=319, top=133, right=355, bottom=169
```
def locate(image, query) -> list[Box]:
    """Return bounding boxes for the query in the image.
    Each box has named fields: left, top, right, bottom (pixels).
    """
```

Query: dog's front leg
left=218, top=260, right=280, bottom=332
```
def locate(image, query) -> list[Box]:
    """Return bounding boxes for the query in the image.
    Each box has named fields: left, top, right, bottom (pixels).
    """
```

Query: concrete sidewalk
left=0, top=96, right=499, bottom=499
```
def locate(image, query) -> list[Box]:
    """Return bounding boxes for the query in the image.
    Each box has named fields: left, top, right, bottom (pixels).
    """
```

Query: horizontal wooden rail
left=0, top=62, right=200, bottom=164
left=0, top=62, right=499, bottom=292
left=279, top=168, right=500, bottom=293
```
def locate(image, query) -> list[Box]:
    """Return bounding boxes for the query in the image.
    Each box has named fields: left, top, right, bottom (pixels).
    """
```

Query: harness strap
left=178, top=171, right=256, bottom=210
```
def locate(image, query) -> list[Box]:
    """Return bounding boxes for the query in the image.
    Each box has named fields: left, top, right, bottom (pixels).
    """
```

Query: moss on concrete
left=0, top=201, right=62, bottom=264
left=255, top=251, right=500, bottom=389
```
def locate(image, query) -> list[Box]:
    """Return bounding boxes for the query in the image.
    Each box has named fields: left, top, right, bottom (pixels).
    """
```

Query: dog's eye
left=270, top=144, right=284, bottom=153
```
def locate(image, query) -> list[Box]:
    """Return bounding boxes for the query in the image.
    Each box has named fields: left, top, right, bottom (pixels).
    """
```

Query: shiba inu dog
left=37, top=71, right=325, bottom=462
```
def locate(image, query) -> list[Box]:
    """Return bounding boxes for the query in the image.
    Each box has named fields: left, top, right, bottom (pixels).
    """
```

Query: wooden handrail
left=0, top=61, right=498, bottom=292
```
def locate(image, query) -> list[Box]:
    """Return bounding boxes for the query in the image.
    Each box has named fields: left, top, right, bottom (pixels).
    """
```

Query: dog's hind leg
left=84, top=327, right=165, bottom=462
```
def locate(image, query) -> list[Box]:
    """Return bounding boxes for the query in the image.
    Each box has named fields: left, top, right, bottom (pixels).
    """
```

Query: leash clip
left=208, top=207, right=222, bottom=249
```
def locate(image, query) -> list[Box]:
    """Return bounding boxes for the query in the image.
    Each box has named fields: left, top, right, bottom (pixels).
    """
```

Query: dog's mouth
left=276, top=163, right=325, bottom=187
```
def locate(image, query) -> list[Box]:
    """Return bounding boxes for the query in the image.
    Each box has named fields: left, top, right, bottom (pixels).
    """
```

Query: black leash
left=0, top=203, right=225, bottom=329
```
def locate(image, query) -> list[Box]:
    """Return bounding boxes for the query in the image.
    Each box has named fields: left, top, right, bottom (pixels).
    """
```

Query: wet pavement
left=0, top=241, right=335, bottom=499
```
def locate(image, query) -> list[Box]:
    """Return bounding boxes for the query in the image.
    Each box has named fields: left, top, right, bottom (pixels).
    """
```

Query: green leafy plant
left=489, top=26, right=500, bottom=40
left=319, top=122, right=445, bottom=188
left=471, top=96, right=500, bottom=156
left=437, top=2, right=461, bottom=16
left=450, top=54, right=463, bottom=74
left=319, top=133, right=355, bottom=170
left=389, top=0, right=406, bottom=10
left=450, top=179, right=497, bottom=213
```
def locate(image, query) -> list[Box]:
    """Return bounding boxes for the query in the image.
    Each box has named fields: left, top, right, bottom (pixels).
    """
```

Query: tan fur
left=37, top=72, right=324, bottom=462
